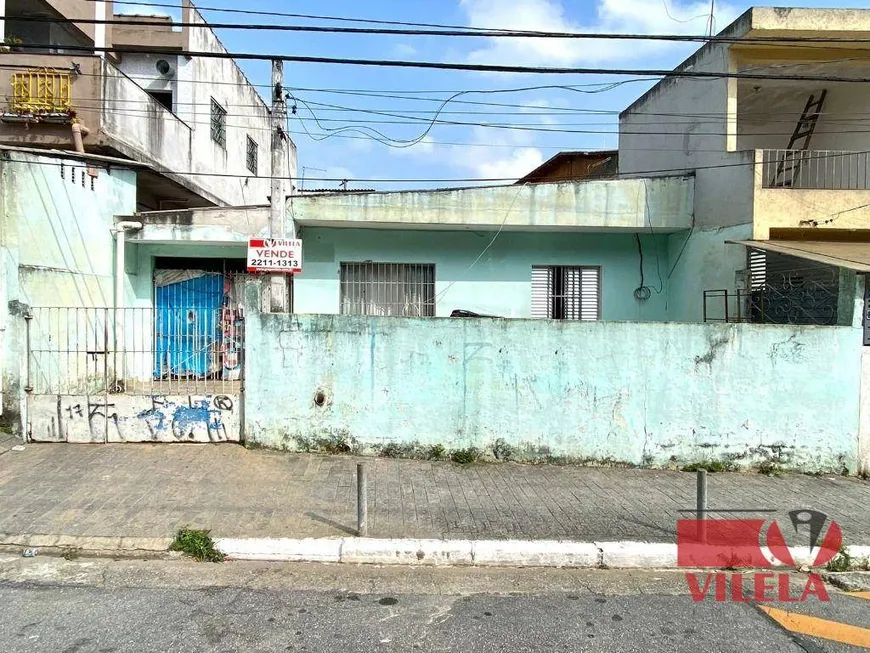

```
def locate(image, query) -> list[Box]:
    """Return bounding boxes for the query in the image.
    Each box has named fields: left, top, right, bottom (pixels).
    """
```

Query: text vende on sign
left=247, top=238, right=303, bottom=273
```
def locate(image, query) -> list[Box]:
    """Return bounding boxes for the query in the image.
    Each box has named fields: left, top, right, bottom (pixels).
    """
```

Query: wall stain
left=694, top=334, right=731, bottom=368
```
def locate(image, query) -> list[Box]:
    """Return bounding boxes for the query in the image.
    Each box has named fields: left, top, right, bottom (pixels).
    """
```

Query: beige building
left=0, top=0, right=296, bottom=209
left=620, top=6, right=870, bottom=324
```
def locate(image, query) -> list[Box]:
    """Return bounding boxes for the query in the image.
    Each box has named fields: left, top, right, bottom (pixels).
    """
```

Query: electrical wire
left=431, top=183, right=529, bottom=306
left=45, top=10, right=870, bottom=45
left=7, top=146, right=870, bottom=186
left=12, top=42, right=870, bottom=82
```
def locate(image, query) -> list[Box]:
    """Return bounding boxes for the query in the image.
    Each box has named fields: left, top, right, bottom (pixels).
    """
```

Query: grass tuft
left=169, top=528, right=225, bottom=563
left=826, top=547, right=854, bottom=573
left=681, top=460, right=736, bottom=473
left=450, top=447, right=481, bottom=465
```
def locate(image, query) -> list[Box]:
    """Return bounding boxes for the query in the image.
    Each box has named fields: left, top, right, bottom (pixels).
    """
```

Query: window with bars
left=246, top=136, right=258, bottom=175
left=210, top=98, right=226, bottom=147
left=340, top=262, right=435, bottom=317
left=531, top=266, right=601, bottom=321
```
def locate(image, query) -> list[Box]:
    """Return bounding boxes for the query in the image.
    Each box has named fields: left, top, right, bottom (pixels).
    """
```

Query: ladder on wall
left=769, top=89, right=828, bottom=188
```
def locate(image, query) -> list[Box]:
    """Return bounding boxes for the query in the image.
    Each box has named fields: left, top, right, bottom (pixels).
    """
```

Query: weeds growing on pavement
left=826, top=547, right=854, bottom=573
left=681, top=460, right=736, bottom=473
left=61, top=548, right=80, bottom=561
left=757, top=460, right=785, bottom=477
left=170, top=528, right=225, bottom=563
left=450, top=447, right=481, bottom=465
left=490, top=438, right=517, bottom=461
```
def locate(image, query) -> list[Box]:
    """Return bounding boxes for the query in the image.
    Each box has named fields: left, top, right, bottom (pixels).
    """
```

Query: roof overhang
left=727, top=239, right=870, bottom=273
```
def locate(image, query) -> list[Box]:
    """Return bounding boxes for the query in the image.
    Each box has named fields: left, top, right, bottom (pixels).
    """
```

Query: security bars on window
left=531, top=266, right=601, bottom=320
left=210, top=98, right=227, bottom=147
left=340, top=262, right=435, bottom=317
left=246, top=135, right=258, bottom=175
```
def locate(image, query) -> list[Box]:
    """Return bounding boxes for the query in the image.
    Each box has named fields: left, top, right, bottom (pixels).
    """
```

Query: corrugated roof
left=727, top=239, right=870, bottom=272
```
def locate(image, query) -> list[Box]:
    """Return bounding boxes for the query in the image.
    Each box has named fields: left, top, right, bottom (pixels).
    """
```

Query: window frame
left=210, top=97, right=227, bottom=147
left=339, top=262, right=436, bottom=317
left=246, top=135, right=258, bottom=175
left=531, top=265, right=601, bottom=321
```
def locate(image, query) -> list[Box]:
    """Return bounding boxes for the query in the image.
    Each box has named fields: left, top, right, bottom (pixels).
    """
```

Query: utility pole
left=268, top=59, right=290, bottom=312
left=270, top=59, right=288, bottom=239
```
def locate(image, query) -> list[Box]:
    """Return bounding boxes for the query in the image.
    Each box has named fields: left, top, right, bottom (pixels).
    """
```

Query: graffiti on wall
left=29, top=394, right=240, bottom=443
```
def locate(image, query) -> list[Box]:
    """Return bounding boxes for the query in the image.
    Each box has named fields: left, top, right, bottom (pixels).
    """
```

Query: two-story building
left=620, top=6, right=870, bottom=325
left=0, top=0, right=296, bottom=209
left=0, top=0, right=296, bottom=425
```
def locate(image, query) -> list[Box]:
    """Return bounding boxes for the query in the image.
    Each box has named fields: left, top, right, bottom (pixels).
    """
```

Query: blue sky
left=121, top=0, right=869, bottom=189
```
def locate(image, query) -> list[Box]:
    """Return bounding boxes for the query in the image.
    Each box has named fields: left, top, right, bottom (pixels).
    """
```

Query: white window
left=340, top=262, right=435, bottom=317
left=531, top=266, right=600, bottom=320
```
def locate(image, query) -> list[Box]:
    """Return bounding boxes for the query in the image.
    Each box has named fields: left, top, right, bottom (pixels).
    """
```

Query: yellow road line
left=846, top=591, right=870, bottom=601
left=759, top=606, right=870, bottom=648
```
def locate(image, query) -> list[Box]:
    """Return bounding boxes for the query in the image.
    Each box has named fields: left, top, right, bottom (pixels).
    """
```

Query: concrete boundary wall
left=245, top=312, right=864, bottom=473
left=28, top=394, right=240, bottom=443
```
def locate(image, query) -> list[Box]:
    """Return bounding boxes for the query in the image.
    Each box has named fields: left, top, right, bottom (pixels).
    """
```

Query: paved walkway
left=0, top=443, right=868, bottom=543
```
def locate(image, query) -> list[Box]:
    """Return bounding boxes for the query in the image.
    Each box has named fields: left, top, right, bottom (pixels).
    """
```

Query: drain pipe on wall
left=113, top=221, right=143, bottom=390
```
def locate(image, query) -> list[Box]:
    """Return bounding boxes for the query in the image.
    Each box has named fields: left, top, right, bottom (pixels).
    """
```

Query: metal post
left=696, top=469, right=708, bottom=543
left=22, top=313, right=32, bottom=442
left=357, top=463, right=368, bottom=537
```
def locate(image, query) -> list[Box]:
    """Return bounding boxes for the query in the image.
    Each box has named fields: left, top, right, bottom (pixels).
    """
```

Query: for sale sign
left=247, top=238, right=302, bottom=273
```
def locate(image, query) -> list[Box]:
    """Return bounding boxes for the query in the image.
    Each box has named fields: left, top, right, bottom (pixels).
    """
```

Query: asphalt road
left=0, top=556, right=866, bottom=652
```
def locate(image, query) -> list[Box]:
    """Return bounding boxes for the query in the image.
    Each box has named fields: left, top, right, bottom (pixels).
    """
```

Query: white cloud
left=392, top=43, right=418, bottom=57
left=115, top=4, right=176, bottom=18
left=476, top=148, right=544, bottom=180
left=391, top=135, right=437, bottom=157
left=389, top=127, right=543, bottom=182
left=459, top=0, right=738, bottom=66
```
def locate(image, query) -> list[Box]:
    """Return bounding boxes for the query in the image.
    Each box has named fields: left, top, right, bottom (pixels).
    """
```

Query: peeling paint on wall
left=245, top=313, right=863, bottom=473
left=29, top=394, right=240, bottom=443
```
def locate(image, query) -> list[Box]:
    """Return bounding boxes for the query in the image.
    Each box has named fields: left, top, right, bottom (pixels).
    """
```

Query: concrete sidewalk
left=1, top=443, right=868, bottom=547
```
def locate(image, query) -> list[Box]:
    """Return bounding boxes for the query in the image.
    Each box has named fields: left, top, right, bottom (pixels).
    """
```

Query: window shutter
left=580, top=267, right=600, bottom=321
left=531, top=266, right=552, bottom=319
left=531, top=266, right=600, bottom=320
left=749, top=249, right=767, bottom=291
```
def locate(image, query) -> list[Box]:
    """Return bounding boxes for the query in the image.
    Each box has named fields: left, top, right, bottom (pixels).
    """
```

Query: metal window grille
left=210, top=98, right=227, bottom=147
left=246, top=135, right=258, bottom=175
left=340, top=262, right=435, bottom=317
left=11, top=68, right=72, bottom=114
left=531, top=266, right=600, bottom=320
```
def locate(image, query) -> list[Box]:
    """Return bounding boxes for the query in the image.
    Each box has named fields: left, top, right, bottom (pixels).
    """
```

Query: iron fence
left=762, top=149, right=870, bottom=190
left=703, top=285, right=839, bottom=326
left=28, top=306, right=244, bottom=396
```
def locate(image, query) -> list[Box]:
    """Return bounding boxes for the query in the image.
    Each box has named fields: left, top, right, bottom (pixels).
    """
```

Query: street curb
left=3, top=535, right=869, bottom=570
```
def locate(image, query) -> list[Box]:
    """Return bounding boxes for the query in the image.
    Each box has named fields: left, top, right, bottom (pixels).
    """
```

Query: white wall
left=181, top=7, right=297, bottom=207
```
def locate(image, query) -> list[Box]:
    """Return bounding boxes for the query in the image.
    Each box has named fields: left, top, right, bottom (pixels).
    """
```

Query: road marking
left=759, top=606, right=870, bottom=648
left=846, top=591, right=870, bottom=601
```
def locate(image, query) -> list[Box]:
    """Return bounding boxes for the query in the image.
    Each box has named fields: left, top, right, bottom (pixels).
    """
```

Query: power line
left=59, top=98, right=870, bottom=139
left=11, top=42, right=870, bottom=82
left=8, top=145, right=870, bottom=185
left=48, top=10, right=870, bottom=45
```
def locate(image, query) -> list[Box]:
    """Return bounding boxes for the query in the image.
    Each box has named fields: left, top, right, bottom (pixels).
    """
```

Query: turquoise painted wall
left=245, top=310, right=864, bottom=473
left=295, top=228, right=671, bottom=321
left=666, top=224, right=754, bottom=323
left=0, top=153, right=136, bottom=420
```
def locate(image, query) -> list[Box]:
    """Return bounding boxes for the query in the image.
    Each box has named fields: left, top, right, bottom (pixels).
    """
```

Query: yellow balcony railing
left=10, top=68, right=72, bottom=114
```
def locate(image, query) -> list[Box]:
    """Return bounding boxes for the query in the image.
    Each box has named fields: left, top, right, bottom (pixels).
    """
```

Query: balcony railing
left=761, top=149, right=870, bottom=190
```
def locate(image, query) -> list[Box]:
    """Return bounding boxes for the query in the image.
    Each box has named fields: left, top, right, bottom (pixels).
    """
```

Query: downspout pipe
left=113, top=221, right=142, bottom=390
